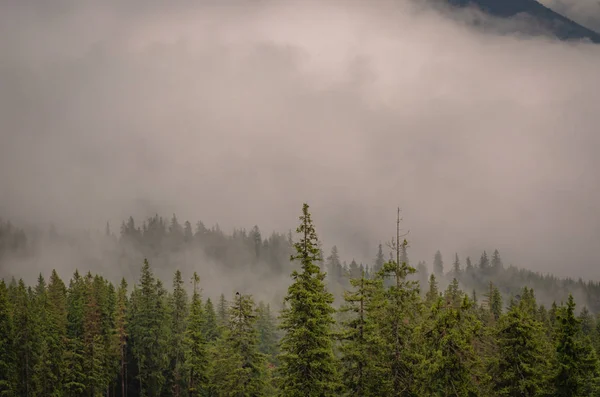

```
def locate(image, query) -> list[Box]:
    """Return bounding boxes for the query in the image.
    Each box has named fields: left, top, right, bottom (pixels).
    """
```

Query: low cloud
left=1, top=0, right=600, bottom=281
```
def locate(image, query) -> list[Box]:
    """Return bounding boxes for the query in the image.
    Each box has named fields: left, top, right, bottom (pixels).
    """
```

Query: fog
left=1, top=0, right=600, bottom=284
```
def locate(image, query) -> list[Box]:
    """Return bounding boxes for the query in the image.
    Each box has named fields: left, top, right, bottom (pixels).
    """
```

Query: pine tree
left=452, top=253, right=461, bottom=278
left=32, top=273, right=55, bottom=396
left=0, top=280, right=15, bottom=395
left=578, top=306, right=594, bottom=337
left=479, top=251, right=490, bottom=273
left=45, top=269, right=68, bottom=396
left=278, top=203, right=341, bottom=396
left=115, top=278, right=128, bottom=397
left=202, top=298, right=220, bottom=342
left=185, top=273, right=209, bottom=396
left=216, top=292, right=266, bottom=396
left=425, top=274, right=440, bottom=305
left=217, top=293, right=228, bottom=329
left=493, top=297, right=551, bottom=396
left=465, top=257, right=473, bottom=273
left=81, top=273, right=107, bottom=396
left=168, top=270, right=189, bottom=397
left=326, top=245, right=343, bottom=285
left=491, top=249, right=503, bottom=273
left=377, top=209, right=421, bottom=396
left=256, top=302, right=279, bottom=363
left=484, top=281, right=503, bottom=322
left=64, top=271, right=87, bottom=396
left=374, top=244, right=385, bottom=274
left=418, top=294, right=482, bottom=396
left=339, top=269, right=386, bottom=396
left=552, top=294, right=600, bottom=396
left=129, top=260, right=170, bottom=397
left=433, top=250, right=444, bottom=277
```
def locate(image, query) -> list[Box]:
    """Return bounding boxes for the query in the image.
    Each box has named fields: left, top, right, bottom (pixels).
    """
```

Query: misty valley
left=3, top=0, right=600, bottom=395
left=1, top=204, right=600, bottom=396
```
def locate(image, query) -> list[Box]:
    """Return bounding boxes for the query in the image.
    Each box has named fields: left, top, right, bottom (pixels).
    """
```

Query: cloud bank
left=1, top=0, right=600, bottom=280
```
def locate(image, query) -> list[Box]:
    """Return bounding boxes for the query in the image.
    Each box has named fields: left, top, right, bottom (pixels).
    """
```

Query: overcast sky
left=1, top=0, right=600, bottom=279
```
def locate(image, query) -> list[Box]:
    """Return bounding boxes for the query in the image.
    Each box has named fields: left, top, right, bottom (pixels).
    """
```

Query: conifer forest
left=2, top=204, right=600, bottom=396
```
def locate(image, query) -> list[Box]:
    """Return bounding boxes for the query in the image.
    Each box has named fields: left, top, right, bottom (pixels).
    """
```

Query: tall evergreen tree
left=256, top=302, right=279, bottom=363
left=452, top=253, right=461, bottom=278
left=433, top=250, right=443, bottom=277
left=493, top=295, right=551, bottom=396
left=418, top=294, right=482, bottom=396
left=184, top=273, right=209, bottom=397
left=114, top=278, right=128, bottom=397
left=202, top=298, right=220, bottom=342
left=0, top=280, right=15, bottom=395
left=374, top=244, right=385, bottom=274
left=552, top=294, right=600, bottom=396
left=278, top=203, right=341, bottom=396
left=167, top=270, right=189, bottom=397
left=215, top=292, right=266, bottom=396
left=376, top=209, right=421, bottom=396
left=339, top=269, right=386, bottom=396
left=479, top=251, right=490, bottom=273
left=45, top=269, right=68, bottom=396
left=217, top=293, right=228, bottom=329
left=129, top=260, right=170, bottom=397
left=491, top=249, right=503, bottom=273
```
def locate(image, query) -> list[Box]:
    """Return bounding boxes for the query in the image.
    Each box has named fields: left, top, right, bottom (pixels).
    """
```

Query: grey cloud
left=1, top=0, right=600, bottom=282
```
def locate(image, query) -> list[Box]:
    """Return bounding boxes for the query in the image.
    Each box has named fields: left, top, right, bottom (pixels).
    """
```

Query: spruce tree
left=46, top=269, right=68, bottom=396
left=452, top=253, right=461, bottom=278
left=418, top=294, right=482, bottom=396
left=129, top=260, right=170, bottom=397
left=202, top=298, right=220, bottom=342
left=64, top=271, right=87, bottom=396
left=278, top=203, right=340, bottom=396
left=168, top=270, right=189, bottom=397
left=374, top=244, right=385, bottom=274
left=491, top=249, right=503, bottom=272
left=552, top=294, right=600, bottom=396
left=218, top=292, right=266, bottom=396
left=425, top=274, right=440, bottom=305
left=376, top=209, right=421, bottom=395
left=494, top=297, right=551, bottom=396
left=217, top=293, right=228, bottom=329
left=0, top=280, right=15, bottom=395
left=433, top=250, right=444, bottom=277
left=479, top=251, right=490, bottom=273
left=339, top=269, right=386, bottom=396
left=114, top=278, right=128, bottom=397
left=256, top=302, right=279, bottom=363
left=184, top=273, right=209, bottom=396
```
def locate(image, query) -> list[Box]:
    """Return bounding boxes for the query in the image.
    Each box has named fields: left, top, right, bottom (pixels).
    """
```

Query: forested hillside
left=2, top=212, right=600, bottom=312
left=1, top=204, right=600, bottom=396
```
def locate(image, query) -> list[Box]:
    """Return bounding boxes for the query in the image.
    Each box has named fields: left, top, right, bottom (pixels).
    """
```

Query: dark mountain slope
left=448, top=0, right=600, bottom=43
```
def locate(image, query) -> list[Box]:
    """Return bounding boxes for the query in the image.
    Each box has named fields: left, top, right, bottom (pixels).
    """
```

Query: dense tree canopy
left=1, top=204, right=600, bottom=396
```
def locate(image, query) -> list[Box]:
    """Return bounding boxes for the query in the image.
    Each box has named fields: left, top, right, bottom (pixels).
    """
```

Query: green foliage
left=7, top=208, right=600, bottom=397
left=202, top=298, right=220, bottom=342
left=338, top=270, right=387, bottom=396
left=0, top=280, right=15, bottom=395
left=278, top=203, right=341, bottom=397
left=129, top=260, right=170, bottom=397
left=493, top=293, right=551, bottom=396
left=185, top=272, right=209, bottom=397
left=417, top=294, right=482, bottom=396
left=552, top=294, right=600, bottom=396
left=256, top=302, right=279, bottom=364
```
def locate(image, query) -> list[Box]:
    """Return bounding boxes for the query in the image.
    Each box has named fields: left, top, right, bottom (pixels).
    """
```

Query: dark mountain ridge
left=448, top=0, right=600, bottom=43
